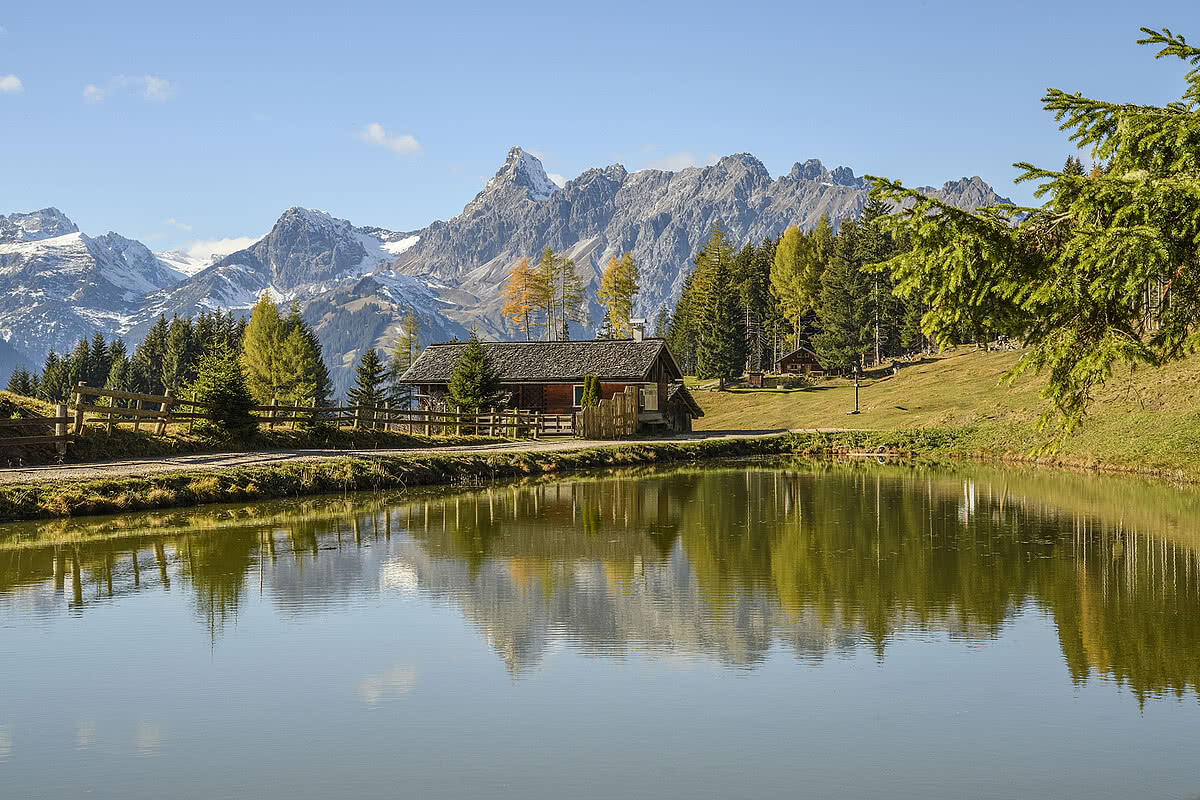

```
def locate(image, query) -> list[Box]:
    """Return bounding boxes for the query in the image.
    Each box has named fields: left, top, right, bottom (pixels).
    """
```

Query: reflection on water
left=3, top=462, right=1199, bottom=702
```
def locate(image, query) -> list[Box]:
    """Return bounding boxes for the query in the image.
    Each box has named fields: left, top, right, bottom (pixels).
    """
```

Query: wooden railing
left=64, top=382, right=577, bottom=440
left=0, top=406, right=72, bottom=455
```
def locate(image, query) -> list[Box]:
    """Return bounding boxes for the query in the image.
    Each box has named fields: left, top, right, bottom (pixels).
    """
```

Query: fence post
left=354, top=403, right=361, bottom=430
left=133, top=398, right=143, bottom=433
left=188, top=391, right=197, bottom=434
left=157, top=389, right=174, bottom=436
left=73, top=382, right=87, bottom=435
left=55, top=403, right=68, bottom=456
left=268, top=397, right=277, bottom=430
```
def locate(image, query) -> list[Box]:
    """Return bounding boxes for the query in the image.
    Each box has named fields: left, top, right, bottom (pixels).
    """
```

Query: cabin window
left=573, top=384, right=585, bottom=407
left=641, top=384, right=658, bottom=411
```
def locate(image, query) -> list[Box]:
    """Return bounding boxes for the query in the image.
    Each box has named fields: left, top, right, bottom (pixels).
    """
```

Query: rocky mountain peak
left=0, top=207, right=79, bottom=243
left=488, top=146, right=558, bottom=202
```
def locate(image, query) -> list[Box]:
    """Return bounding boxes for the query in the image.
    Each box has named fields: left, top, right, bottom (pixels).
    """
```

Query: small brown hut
left=399, top=338, right=703, bottom=433
left=774, top=346, right=823, bottom=376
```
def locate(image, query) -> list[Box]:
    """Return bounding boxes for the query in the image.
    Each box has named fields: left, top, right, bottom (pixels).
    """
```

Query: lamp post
left=848, top=364, right=861, bottom=415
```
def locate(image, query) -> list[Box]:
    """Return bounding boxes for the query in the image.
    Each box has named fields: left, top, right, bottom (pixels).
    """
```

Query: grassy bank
left=695, top=348, right=1200, bottom=478
left=0, top=431, right=966, bottom=522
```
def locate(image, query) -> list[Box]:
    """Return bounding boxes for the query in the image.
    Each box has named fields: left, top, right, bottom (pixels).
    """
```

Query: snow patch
left=382, top=235, right=420, bottom=255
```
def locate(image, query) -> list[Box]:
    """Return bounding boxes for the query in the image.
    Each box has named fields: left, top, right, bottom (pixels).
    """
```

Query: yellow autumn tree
left=598, top=252, right=639, bottom=338
left=500, top=257, right=544, bottom=340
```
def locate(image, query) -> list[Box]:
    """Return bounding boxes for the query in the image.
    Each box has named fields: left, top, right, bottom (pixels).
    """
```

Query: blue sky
left=0, top=0, right=1193, bottom=252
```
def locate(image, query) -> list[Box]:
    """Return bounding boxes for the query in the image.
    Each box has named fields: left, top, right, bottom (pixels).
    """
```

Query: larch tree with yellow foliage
left=500, top=257, right=544, bottom=340
left=598, top=252, right=640, bottom=338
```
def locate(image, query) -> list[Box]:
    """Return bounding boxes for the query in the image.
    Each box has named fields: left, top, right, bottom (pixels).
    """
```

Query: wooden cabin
left=774, top=346, right=823, bottom=376
left=400, top=338, right=704, bottom=433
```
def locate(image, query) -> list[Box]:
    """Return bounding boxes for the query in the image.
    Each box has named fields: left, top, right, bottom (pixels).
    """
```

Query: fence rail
left=0, top=406, right=72, bottom=454
left=48, top=382, right=579, bottom=442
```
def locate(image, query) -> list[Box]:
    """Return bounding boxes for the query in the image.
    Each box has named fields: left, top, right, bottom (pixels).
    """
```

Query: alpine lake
left=1, top=459, right=1198, bottom=800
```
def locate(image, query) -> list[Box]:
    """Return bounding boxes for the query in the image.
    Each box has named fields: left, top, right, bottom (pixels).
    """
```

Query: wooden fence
left=60, top=382, right=577, bottom=440
left=0, top=405, right=72, bottom=455
left=576, top=385, right=639, bottom=439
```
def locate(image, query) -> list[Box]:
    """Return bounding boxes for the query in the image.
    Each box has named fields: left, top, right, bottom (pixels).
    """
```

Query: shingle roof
left=774, top=345, right=821, bottom=365
left=667, top=383, right=704, bottom=417
left=400, top=339, right=681, bottom=384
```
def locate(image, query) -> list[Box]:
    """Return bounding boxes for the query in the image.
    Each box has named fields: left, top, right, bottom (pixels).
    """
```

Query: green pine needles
left=447, top=335, right=502, bottom=413
left=867, top=26, right=1200, bottom=441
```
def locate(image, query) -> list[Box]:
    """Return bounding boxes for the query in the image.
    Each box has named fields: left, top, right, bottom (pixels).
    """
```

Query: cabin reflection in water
left=2, top=465, right=1200, bottom=703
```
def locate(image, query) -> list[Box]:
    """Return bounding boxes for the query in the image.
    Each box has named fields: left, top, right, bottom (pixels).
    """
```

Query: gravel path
left=0, top=430, right=792, bottom=485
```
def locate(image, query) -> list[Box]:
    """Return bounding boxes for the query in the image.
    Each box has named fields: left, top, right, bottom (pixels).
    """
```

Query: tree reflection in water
left=1, top=462, right=1198, bottom=702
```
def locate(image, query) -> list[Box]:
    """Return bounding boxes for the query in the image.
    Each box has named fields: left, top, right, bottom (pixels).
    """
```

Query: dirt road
left=0, top=430, right=791, bottom=485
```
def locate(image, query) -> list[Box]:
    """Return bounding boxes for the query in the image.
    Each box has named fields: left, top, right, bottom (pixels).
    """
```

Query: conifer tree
left=282, top=301, right=331, bottom=406
left=187, top=344, right=255, bottom=439
left=598, top=252, right=639, bottom=338
left=241, top=294, right=286, bottom=403
left=500, top=257, right=543, bottom=340
left=133, top=315, right=170, bottom=395
left=104, top=338, right=132, bottom=392
left=38, top=350, right=68, bottom=402
left=580, top=374, right=600, bottom=407
left=347, top=348, right=388, bottom=409
left=812, top=221, right=871, bottom=373
left=161, top=316, right=197, bottom=393
left=447, top=335, right=501, bottom=412
left=89, top=332, right=111, bottom=387
left=652, top=304, right=670, bottom=339
left=869, top=26, right=1200, bottom=435
left=6, top=366, right=33, bottom=397
left=695, top=223, right=743, bottom=385
left=387, top=309, right=421, bottom=408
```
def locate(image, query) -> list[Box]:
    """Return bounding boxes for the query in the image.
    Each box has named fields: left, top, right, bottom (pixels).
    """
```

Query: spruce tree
left=347, top=348, right=388, bottom=409
left=6, top=367, right=32, bottom=396
left=812, top=221, right=871, bottom=373
left=869, top=26, right=1200, bottom=435
left=447, top=335, right=500, bottom=413
left=89, top=332, right=111, bottom=387
left=161, top=316, right=196, bottom=393
left=695, top=224, right=743, bottom=385
left=187, top=345, right=255, bottom=439
left=652, top=304, right=670, bottom=339
left=133, top=315, right=170, bottom=395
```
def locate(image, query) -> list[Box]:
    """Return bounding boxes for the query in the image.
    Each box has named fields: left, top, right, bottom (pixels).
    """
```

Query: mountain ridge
left=1, top=148, right=1012, bottom=394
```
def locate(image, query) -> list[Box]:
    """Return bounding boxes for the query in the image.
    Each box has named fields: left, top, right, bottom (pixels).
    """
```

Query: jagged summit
left=787, top=159, right=865, bottom=188
left=486, top=146, right=559, bottom=202
left=0, top=208, right=80, bottom=243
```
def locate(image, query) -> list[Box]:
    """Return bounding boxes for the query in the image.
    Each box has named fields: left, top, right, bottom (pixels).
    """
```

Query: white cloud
left=548, top=173, right=566, bottom=188
left=646, top=152, right=718, bottom=171
left=85, top=75, right=174, bottom=103
left=183, top=236, right=257, bottom=261
left=359, top=122, right=421, bottom=154
left=138, top=75, right=172, bottom=101
left=0, top=74, right=22, bottom=93
left=166, top=218, right=192, bottom=232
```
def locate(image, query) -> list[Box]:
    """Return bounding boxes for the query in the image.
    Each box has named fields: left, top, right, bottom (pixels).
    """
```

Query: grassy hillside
left=693, top=348, right=1200, bottom=477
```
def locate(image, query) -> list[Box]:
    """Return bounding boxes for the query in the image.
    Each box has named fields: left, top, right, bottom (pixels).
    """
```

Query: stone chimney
left=630, top=318, right=646, bottom=341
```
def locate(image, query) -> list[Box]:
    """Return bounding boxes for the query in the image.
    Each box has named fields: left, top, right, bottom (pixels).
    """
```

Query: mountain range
left=0, top=147, right=1011, bottom=394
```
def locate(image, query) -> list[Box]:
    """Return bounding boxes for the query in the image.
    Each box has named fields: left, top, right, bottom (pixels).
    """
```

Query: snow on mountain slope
left=155, top=235, right=263, bottom=277
left=0, top=212, right=188, bottom=357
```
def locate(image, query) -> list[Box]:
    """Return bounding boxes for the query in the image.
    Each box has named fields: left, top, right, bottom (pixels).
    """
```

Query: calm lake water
left=2, top=461, right=1199, bottom=799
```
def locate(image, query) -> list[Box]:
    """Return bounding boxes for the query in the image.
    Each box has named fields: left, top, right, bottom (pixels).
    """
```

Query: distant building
left=773, top=346, right=823, bottom=376
left=400, top=337, right=704, bottom=433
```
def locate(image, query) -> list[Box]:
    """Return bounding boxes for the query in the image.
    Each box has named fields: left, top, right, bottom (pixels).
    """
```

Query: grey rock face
left=390, top=148, right=1012, bottom=337
left=0, top=208, right=79, bottom=243
left=0, top=149, right=1011, bottom=388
